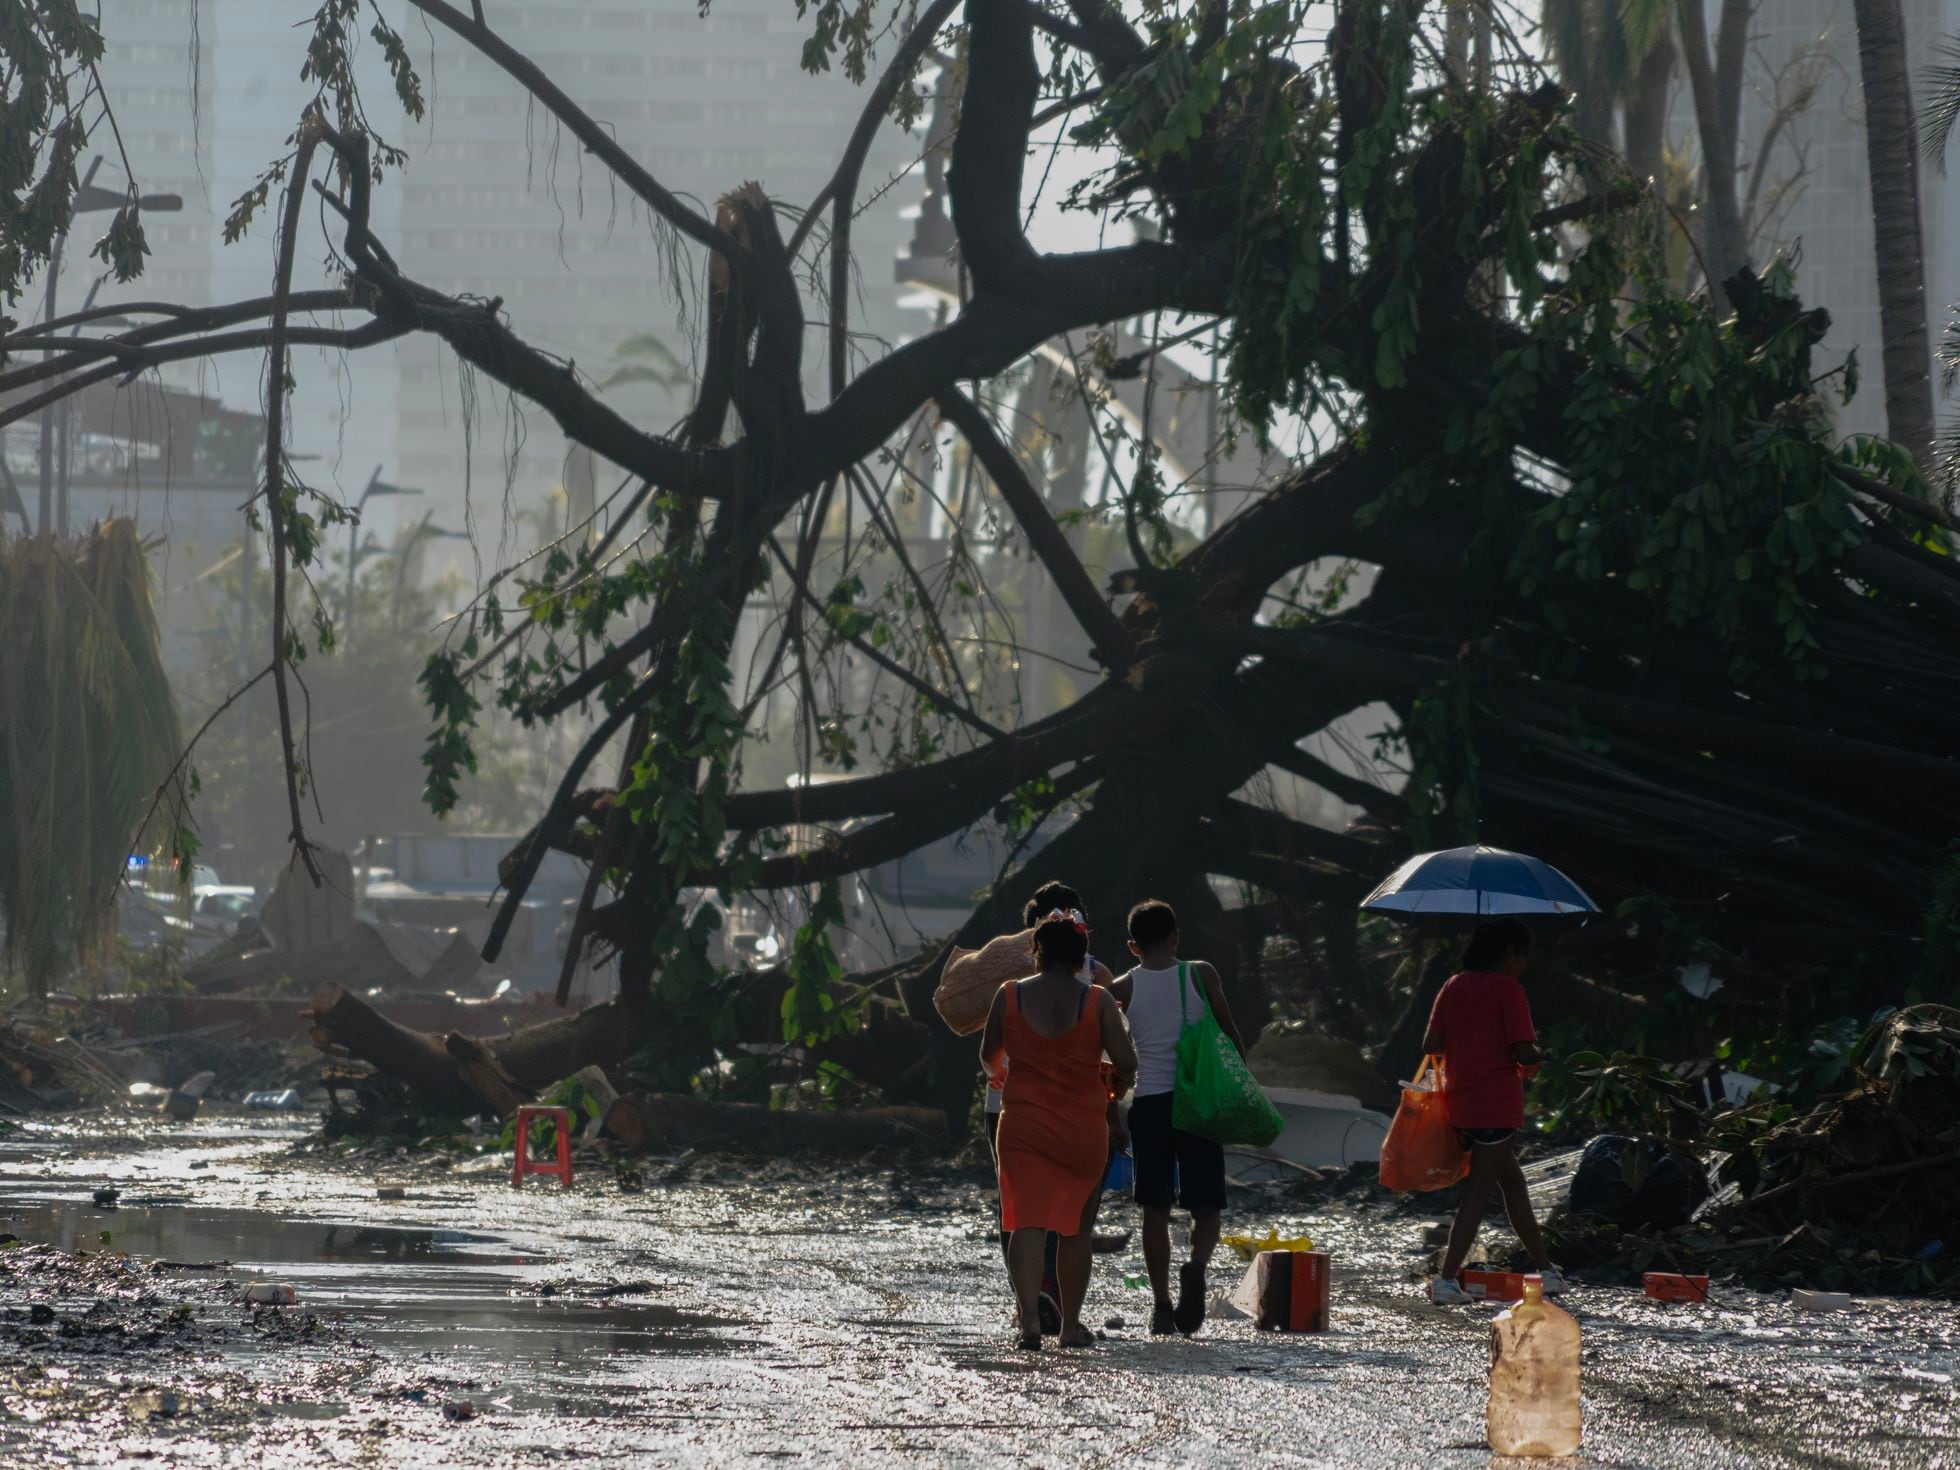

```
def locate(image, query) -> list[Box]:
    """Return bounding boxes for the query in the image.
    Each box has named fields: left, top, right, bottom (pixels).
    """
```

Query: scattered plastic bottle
left=1122, top=1273, right=1149, bottom=1290
left=1487, top=1275, right=1582, bottom=1457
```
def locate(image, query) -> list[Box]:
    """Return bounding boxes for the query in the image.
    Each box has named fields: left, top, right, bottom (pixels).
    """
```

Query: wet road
left=1, top=1114, right=1954, bottom=1467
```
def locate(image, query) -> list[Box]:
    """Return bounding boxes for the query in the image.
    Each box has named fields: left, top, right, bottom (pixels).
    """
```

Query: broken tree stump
left=310, top=984, right=477, bottom=1113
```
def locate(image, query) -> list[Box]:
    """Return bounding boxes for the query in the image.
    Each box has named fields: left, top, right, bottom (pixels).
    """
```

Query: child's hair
left=1024, top=882, right=1084, bottom=929
left=1127, top=898, right=1178, bottom=948
left=1033, top=914, right=1090, bottom=972
left=1461, top=918, right=1531, bottom=971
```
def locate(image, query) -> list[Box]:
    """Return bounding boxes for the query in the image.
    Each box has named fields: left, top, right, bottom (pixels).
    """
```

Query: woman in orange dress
left=979, top=911, right=1138, bottom=1349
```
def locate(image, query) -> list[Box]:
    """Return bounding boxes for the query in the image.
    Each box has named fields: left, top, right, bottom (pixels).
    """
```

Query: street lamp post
left=390, top=513, right=469, bottom=629
left=344, top=465, right=422, bottom=641
left=37, top=157, right=184, bottom=535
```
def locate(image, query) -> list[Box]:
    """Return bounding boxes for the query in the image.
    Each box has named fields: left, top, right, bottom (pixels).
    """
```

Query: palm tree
left=1538, top=0, right=1673, bottom=168
left=0, top=521, right=188, bottom=997
left=1920, top=34, right=1960, bottom=497
left=1852, top=0, right=1935, bottom=475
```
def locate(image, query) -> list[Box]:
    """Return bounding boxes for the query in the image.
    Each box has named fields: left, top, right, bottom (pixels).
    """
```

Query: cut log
left=603, top=1093, right=949, bottom=1155
left=444, top=1033, right=532, bottom=1118
left=310, top=984, right=478, bottom=1113
left=307, top=982, right=646, bottom=1114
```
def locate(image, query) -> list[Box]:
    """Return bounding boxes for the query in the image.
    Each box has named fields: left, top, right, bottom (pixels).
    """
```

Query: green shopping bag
left=1171, top=961, right=1285, bottom=1148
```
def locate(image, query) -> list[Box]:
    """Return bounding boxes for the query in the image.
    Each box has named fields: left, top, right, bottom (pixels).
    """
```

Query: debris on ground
left=0, top=1013, right=125, bottom=1110
left=185, top=850, right=494, bottom=1000
left=1528, top=1006, right=1960, bottom=1298
left=1246, top=1027, right=1400, bottom=1111
left=1564, top=1134, right=1709, bottom=1227
left=165, top=1070, right=216, bottom=1121
left=603, top=1092, right=951, bottom=1156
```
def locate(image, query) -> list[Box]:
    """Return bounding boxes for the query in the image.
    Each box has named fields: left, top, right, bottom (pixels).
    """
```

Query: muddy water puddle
left=0, top=1180, right=749, bottom=1416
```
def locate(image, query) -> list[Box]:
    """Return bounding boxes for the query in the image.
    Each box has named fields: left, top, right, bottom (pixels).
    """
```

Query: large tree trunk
left=1621, top=34, right=1674, bottom=195
left=1852, top=0, right=1936, bottom=473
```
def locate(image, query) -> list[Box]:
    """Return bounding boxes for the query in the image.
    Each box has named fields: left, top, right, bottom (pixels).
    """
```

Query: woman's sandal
left=1015, top=1330, right=1043, bottom=1352
left=1058, top=1327, right=1097, bottom=1349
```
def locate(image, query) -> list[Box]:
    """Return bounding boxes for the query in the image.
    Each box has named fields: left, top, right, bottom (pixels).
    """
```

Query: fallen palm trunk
left=602, top=1092, right=948, bottom=1155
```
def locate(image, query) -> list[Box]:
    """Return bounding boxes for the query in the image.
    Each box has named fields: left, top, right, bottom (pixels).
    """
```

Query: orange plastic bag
left=1378, top=1054, right=1468, bottom=1193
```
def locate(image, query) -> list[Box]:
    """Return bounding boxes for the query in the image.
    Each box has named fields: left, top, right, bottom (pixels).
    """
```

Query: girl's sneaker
left=1539, top=1266, right=1572, bottom=1296
left=1428, top=1276, right=1474, bottom=1306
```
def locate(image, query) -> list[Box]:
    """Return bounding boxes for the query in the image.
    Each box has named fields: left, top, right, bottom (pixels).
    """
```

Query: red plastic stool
left=510, top=1105, right=574, bottom=1189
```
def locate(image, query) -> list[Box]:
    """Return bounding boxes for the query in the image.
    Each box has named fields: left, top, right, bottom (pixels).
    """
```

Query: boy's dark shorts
left=1129, top=1092, right=1227, bottom=1211
left=1455, top=1126, right=1517, bottom=1148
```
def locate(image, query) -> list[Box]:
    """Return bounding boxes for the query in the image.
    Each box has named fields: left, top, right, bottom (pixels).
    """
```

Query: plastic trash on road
left=1792, top=1289, right=1853, bottom=1312
left=1488, top=1276, right=1582, bottom=1457
left=243, top=1283, right=297, bottom=1306
left=1103, top=1150, right=1134, bottom=1193
left=1220, top=1226, right=1314, bottom=1262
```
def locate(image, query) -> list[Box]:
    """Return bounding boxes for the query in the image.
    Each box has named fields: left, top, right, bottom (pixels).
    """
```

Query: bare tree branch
left=264, top=114, right=328, bottom=888
left=786, top=0, right=961, bottom=399
left=935, top=385, right=1135, bottom=673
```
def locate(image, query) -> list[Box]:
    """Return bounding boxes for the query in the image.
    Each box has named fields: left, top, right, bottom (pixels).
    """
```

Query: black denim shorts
left=1129, top=1092, right=1227, bottom=1211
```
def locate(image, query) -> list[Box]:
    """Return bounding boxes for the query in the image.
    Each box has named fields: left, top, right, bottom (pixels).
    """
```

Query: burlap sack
left=933, top=927, right=1036, bottom=1036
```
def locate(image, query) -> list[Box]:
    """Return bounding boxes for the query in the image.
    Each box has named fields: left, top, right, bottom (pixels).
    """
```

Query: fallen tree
left=9, top=2, right=1957, bottom=1121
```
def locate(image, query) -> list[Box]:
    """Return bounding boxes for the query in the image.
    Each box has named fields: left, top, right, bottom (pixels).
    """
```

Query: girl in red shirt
left=1420, top=918, right=1568, bottom=1304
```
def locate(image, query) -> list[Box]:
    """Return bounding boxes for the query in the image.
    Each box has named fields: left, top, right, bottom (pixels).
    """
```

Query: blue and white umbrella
left=1359, top=845, right=1599, bottom=921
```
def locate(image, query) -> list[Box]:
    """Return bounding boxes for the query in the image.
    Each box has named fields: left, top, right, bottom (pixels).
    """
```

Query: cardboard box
left=1460, top=1269, right=1526, bottom=1302
left=1643, top=1272, right=1710, bottom=1303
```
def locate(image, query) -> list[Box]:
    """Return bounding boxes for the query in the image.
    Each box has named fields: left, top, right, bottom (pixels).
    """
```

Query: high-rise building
left=68, top=0, right=923, bottom=546
left=385, top=0, right=922, bottom=533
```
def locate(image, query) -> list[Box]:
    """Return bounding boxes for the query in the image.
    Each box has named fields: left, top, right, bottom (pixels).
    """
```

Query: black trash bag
left=1566, top=1134, right=1709, bottom=1228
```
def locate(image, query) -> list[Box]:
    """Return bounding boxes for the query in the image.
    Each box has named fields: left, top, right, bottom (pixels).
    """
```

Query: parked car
left=190, top=885, right=260, bottom=938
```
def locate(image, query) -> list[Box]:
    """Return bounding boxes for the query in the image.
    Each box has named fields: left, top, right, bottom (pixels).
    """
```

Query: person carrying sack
left=1109, top=899, right=1247, bottom=1337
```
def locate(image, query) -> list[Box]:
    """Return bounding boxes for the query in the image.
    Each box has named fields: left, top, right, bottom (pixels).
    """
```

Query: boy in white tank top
left=1108, top=898, right=1245, bottom=1337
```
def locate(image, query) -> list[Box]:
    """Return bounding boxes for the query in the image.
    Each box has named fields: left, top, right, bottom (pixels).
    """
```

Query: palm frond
left=601, top=332, right=687, bottom=392
left=1921, top=38, right=1960, bottom=165
left=1618, top=0, right=1672, bottom=66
